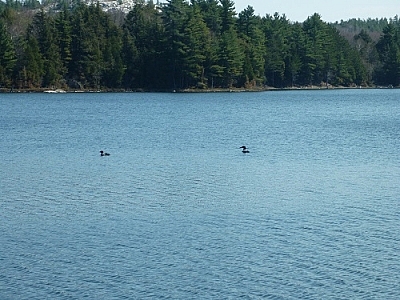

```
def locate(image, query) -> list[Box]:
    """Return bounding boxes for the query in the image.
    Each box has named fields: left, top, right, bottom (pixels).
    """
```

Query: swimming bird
left=100, top=150, right=110, bottom=156
left=240, top=146, right=250, bottom=153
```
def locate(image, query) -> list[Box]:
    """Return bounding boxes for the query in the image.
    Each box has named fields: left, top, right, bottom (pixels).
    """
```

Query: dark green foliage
left=0, top=19, right=16, bottom=87
left=124, top=0, right=166, bottom=88
left=67, top=3, right=126, bottom=89
left=162, top=0, right=190, bottom=89
left=218, top=26, right=243, bottom=87
left=20, top=33, right=44, bottom=87
left=0, top=1, right=398, bottom=90
left=263, top=13, right=291, bottom=87
left=260, top=13, right=367, bottom=87
left=121, top=27, right=137, bottom=88
left=195, top=0, right=221, bottom=35
left=334, top=17, right=390, bottom=33
left=285, top=24, right=305, bottom=87
left=181, top=4, right=211, bottom=88
left=29, top=10, right=64, bottom=87
left=376, top=23, right=400, bottom=85
left=219, top=0, right=235, bottom=33
left=55, top=7, right=72, bottom=72
left=237, top=6, right=265, bottom=86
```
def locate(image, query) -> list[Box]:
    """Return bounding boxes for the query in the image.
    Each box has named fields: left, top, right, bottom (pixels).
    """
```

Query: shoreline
left=0, top=85, right=396, bottom=93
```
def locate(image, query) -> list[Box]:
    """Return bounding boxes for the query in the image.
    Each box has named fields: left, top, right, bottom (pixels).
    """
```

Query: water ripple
left=1, top=90, right=400, bottom=299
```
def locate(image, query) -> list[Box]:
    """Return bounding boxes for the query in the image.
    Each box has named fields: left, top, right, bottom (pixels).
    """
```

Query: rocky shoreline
left=0, top=84, right=394, bottom=93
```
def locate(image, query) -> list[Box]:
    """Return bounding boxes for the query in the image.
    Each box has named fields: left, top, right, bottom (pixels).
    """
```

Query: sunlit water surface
left=1, top=89, right=399, bottom=299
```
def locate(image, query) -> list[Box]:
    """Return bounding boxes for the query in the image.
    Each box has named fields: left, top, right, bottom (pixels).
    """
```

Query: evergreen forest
left=1, top=0, right=400, bottom=91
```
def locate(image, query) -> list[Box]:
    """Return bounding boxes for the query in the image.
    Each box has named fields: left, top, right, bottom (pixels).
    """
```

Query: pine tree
left=219, top=0, right=235, bottom=33
left=20, top=33, right=44, bottom=87
left=302, top=13, right=328, bottom=85
left=162, top=0, right=190, bottom=89
left=354, top=29, right=376, bottom=83
left=263, top=13, right=290, bottom=87
left=55, top=6, right=72, bottom=77
left=0, top=0, right=374, bottom=90
left=376, top=23, right=400, bottom=85
left=102, top=25, right=125, bottom=88
left=218, top=26, right=244, bottom=87
left=121, top=27, right=137, bottom=89
left=69, top=4, right=107, bottom=88
left=285, top=24, right=305, bottom=87
left=30, top=10, right=63, bottom=87
left=195, top=0, right=221, bottom=35
left=125, top=0, right=165, bottom=88
left=69, top=5, right=87, bottom=87
left=0, top=20, right=16, bottom=88
left=181, top=4, right=211, bottom=88
left=238, top=6, right=265, bottom=86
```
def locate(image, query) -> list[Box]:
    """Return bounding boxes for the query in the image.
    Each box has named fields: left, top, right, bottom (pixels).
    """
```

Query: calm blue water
left=1, top=89, right=399, bottom=299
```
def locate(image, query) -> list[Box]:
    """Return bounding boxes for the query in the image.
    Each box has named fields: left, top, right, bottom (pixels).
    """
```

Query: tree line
left=1, top=0, right=400, bottom=91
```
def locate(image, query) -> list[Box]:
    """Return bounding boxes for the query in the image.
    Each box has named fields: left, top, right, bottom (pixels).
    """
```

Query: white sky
left=233, top=0, right=399, bottom=22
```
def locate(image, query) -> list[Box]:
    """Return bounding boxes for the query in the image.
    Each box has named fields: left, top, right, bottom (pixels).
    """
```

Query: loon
left=240, top=146, right=250, bottom=153
left=100, top=150, right=110, bottom=156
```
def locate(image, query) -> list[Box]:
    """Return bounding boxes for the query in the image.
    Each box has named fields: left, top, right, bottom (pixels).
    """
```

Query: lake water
left=1, top=89, right=399, bottom=299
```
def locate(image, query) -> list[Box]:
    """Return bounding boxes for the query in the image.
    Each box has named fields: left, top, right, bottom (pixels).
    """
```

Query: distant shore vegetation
left=1, top=0, right=400, bottom=91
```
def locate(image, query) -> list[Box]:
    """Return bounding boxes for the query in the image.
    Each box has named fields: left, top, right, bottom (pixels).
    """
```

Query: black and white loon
left=240, top=146, right=250, bottom=153
left=100, top=150, right=110, bottom=156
